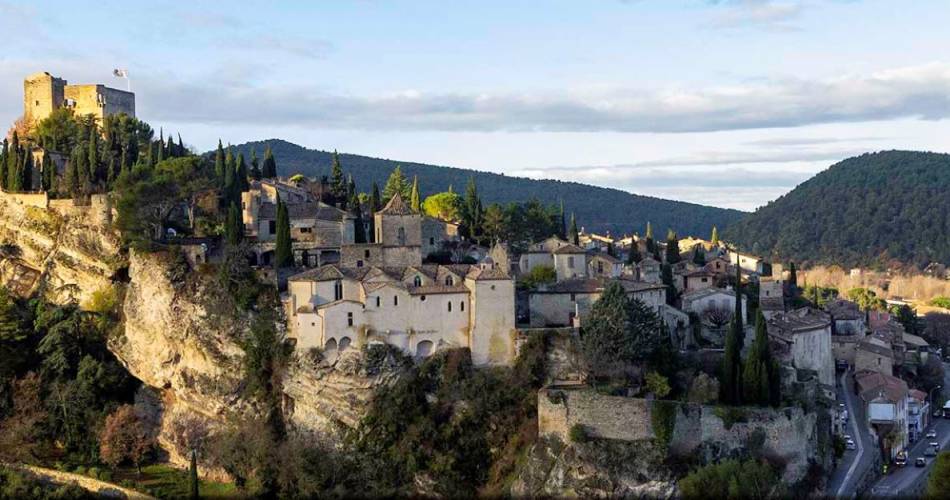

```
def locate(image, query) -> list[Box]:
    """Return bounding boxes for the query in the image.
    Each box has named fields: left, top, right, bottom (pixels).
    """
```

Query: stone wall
left=538, top=386, right=825, bottom=483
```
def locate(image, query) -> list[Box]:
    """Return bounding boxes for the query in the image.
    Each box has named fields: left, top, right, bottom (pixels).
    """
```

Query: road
left=828, top=368, right=877, bottom=498
left=868, top=362, right=950, bottom=498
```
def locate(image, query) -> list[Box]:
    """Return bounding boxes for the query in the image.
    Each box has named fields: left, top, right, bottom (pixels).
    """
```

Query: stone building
left=286, top=262, right=516, bottom=366
left=682, top=287, right=748, bottom=345
left=854, top=337, right=894, bottom=375
left=587, top=252, right=622, bottom=278
left=855, top=370, right=909, bottom=459
left=241, top=179, right=354, bottom=266
left=23, top=72, right=134, bottom=126
left=759, top=278, right=786, bottom=320
left=637, top=256, right=661, bottom=283
left=825, top=299, right=865, bottom=335
left=518, top=236, right=587, bottom=280
left=527, top=276, right=668, bottom=328
left=767, top=307, right=835, bottom=394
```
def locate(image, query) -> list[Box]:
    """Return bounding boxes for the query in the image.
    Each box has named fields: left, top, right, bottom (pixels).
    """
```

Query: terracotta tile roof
left=855, top=370, right=909, bottom=404
left=858, top=338, right=893, bottom=358
left=589, top=252, right=621, bottom=264
left=409, top=284, right=470, bottom=295
left=258, top=201, right=346, bottom=221
left=536, top=277, right=665, bottom=294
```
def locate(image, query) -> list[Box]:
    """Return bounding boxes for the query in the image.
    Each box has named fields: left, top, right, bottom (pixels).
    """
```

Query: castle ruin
left=23, top=72, right=135, bottom=125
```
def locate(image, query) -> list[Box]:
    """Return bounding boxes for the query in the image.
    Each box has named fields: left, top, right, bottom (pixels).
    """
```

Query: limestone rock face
left=113, top=251, right=248, bottom=421
left=0, top=192, right=122, bottom=304
left=511, top=437, right=677, bottom=498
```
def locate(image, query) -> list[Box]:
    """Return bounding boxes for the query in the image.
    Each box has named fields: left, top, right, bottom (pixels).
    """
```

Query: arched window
left=416, top=340, right=434, bottom=358
left=339, top=337, right=351, bottom=351
left=448, top=302, right=452, bottom=312
left=460, top=301, right=465, bottom=312
left=444, top=276, right=454, bottom=286
left=414, top=275, right=422, bottom=287
left=398, top=227, right=406, bottom=245
left=333, top=280, right=343, bottom=301
left=325, top=338, right=338, bottom=351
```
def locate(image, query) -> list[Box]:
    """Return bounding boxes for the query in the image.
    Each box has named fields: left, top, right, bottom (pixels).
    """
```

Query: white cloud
left=706, top=0, right=806, bottom=31
left=133, top=62, right=950, bottom=134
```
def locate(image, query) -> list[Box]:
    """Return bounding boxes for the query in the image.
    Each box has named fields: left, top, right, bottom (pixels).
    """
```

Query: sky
left=3, top=0, right=950, bottom=211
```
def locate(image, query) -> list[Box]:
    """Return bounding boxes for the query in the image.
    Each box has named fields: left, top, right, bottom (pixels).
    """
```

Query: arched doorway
left=416, top=340, right=434, bottom=358
left=339, top=337, right=352, bottom=351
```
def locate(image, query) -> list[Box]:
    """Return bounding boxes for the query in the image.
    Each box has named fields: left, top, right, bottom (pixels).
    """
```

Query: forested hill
left=724, top=150, right=950, bottom=269
left=223, top=139, right=745, bottom=237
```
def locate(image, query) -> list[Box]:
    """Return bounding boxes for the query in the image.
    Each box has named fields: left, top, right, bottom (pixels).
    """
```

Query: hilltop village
left=1, top=72, right=948, bottom=498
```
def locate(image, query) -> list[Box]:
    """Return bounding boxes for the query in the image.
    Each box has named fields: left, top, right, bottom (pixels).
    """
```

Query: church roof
left=378, top=192, right=415, bottom=216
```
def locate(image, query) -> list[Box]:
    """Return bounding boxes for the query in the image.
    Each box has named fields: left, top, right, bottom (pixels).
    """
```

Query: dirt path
left=4, top=462, right=155, bottom=499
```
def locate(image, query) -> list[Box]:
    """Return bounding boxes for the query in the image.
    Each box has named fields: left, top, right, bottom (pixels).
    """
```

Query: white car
left=845, top=438, right=856, bottom=450
left=841, top=410, right=849, bottom=421
left=926, top=430, right=938, bottom=440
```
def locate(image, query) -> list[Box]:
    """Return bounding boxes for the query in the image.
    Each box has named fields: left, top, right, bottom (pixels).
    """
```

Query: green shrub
left=98, top=470, right=113, bottom=482
left=931, top=296, right=950, bottom=309
left=651, top=400, right=677, bottom=449
left=679, top=459, right=783, bottom=499
left=569, top=424, right=589, bottom=443
left=86, top=467, right=100, bottom=479
left=714, top=406, right=748, bottom=430
left=72, top=466, right=86, bottom=476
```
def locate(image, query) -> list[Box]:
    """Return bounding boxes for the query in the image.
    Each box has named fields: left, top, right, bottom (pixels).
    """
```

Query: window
left=570, top=293, right=576, bottom=302
left=429, top=237, right=435, bottom=245
left=444, top=276, right=454, bottom=286
left=364, top=249, right=371, bottom=258
left=420, top=295, right=426, bottom=302
left=300, top=227, right=311, bottom=233
left=242, top=202, right=246, bottom=209
left=448, top=302, right=452, bottom=312
left=333, top=280, right=343, bottom=301
left=414, top=276, right=422, bottom=287
left=394, top=295, right=399, bottom=306
left=347, top=312, right=354, bottom=327
left=398, top=227, right=406, bottom=245
left=268, top=220, right=277, bottom=234
left=597, top=261, right=604, bottom=273
left=376, top=296, right=381, bottom=307
left=701, top=278, right=708, bottom=283
left=356, top=260, right=363, bottom=268
left=567, top=256, right=575, bottom=268
left=460, top=301, right=465, bottom=312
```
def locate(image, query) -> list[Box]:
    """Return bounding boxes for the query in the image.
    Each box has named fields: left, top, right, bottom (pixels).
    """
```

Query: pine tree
left=262, top=145, right=277, bottom=178
left=382, top=166, right=410, bottom=203
left=711, top=226, right=719, bottom=246
left=665, top=229, right=681, bottom=264
left=275, top=196, right=293, bottom=268
left=410, top=176, right=421, bottom=212
left=226, top=203, right=244, bottom=246
left=330, top=151, right=346, bottom=203
left=569, top=213, right=579, bottom=245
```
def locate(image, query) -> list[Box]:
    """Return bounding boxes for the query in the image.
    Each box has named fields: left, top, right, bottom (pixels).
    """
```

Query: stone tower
left=23, top=72, right=66, bottom=125
left=374, top=192, right=423, bottom=266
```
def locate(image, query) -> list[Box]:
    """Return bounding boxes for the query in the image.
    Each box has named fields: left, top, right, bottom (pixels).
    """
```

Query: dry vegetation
left=802, top=265, right=950, bottom=306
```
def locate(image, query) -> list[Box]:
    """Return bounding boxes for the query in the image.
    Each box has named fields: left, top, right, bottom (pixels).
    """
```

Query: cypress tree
left=215, top=140, right=225, bottom=182
left=410, top=175, right=421, bottom=212
left=41, top=152, right=53, bottom=193
left=21, top=150, right=32, bottom=191
left=692, top=244, right=706, bottom=265
left=733, top=253, right=745, bottom=348
left=569, top=213, right=579, bottom=245
left=660, top=263, right=675, bottom=305
left=189, top=450, right=199, bottom=500
left=351, top=191, right=366, bottom=244
left=330, top=151, right=346, bottom=203
left=645, top=221, right=655, bottom=255
left=369, top=182, right=381, bottom=242
left=559, top=200, right=567, bottom=239
left=178, top=133, right=185, bottom=157
left=250, top=149, right=262, bottom=180
left=711, top=226, right=719, bottom=246
left=226, top=203, right=244, bottom=246
left=626, top=245, right=642, bottom=266
left=720, top=316, right=742, bottom=405
left=275, top=196, right=293, bottom=268
left=156, top=130, right=164, bottom=164
left=262, top=145, right=277, bottom=178
left=236, top=153, right=250, bottom=192
left=788, top=262, right=798, bottom=294
left=65, top=148, right=80, bottom=196
left=665, top=229, right=681, bottom=264
left=87, top=127, right=99, bottom=184
left=0, top=138, right=8, bottom=191
left=223, top=162, right=237, bottom=208
left=461, top=177, right=483, bottom=241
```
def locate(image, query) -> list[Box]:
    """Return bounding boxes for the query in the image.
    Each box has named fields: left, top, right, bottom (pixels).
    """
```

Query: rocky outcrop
left=0, top=192, right=122, bottom=304
left=511, top=437, right=677, bottom=498
left=283, top=346, right=406, bottom=436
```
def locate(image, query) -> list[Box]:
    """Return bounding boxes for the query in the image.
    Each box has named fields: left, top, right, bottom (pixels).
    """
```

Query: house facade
left=767, top=307, right=835, bottom=391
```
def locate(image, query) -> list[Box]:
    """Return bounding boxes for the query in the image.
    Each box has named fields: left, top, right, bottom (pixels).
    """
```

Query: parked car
left=916, top=457, right=927, bottom=467
left=925, top=443, right=940, bottom=457
left=841, top=409, right=849, bottom=421
left=895, top=452, right=907, bottom=467
left=846, top=438, right=857, bottom=450
left=926, top=430, right=938, bottom=439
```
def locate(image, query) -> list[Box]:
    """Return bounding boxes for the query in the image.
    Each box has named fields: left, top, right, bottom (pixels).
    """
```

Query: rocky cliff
left=0, top=192, right=122, bottom=304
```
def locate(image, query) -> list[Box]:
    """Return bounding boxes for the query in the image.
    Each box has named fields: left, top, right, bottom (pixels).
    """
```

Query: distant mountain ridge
left=221, top=139, right=745, bottom=237
left=724, top=150, right=950, bottom=269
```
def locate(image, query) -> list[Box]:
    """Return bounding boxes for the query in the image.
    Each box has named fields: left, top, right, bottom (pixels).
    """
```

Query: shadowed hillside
left=223, top=139, right=745, bottom=237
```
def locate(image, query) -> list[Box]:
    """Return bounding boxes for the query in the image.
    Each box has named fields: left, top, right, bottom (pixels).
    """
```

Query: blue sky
left=3, top=0, right=950, bottom=210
